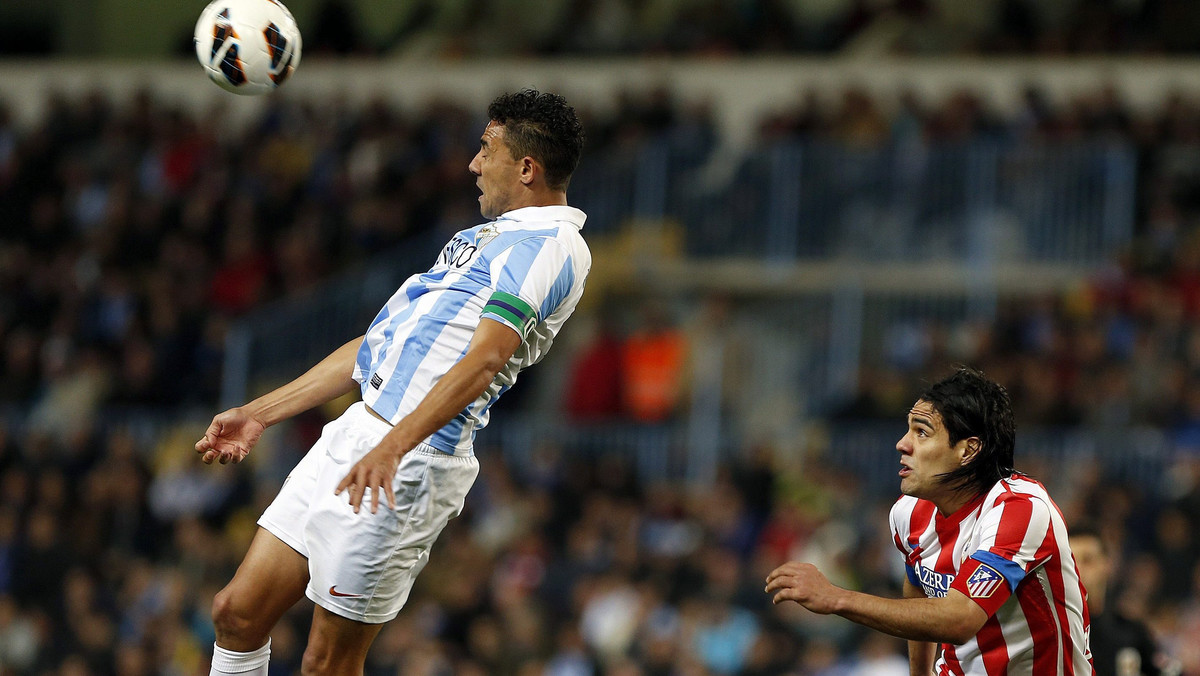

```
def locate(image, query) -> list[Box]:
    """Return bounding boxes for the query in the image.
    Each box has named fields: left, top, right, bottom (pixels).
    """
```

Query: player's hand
left=335, top=443, right=404, bottom=514
left=765, top=561, right=841, bottom=613
left=195, top=407, right=266, bottom=465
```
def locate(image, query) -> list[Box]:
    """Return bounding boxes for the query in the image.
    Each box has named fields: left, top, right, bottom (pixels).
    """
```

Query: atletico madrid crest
left=966, top=564, right=1005, bottom=599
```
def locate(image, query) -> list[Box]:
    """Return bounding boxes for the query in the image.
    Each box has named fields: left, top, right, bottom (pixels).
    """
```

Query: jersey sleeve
left=951, top=494, right=1053, bottom=616
left=889, top=499, right=921, bottom=588
left=482, top=236, right=576, bottom=339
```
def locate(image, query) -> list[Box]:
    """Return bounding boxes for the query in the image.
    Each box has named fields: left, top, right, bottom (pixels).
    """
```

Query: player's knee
left=211, top=587, right=257, bottom=644
left=301, top=625, right=371, bottom=676
left=300, top=642, right=336, bottom=676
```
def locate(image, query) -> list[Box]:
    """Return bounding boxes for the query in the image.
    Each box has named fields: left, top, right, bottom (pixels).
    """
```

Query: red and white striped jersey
left=889, top=473, right=1092, bottom=676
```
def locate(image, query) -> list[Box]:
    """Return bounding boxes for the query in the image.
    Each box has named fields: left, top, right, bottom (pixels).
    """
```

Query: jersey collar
left=935, top=491, right=987, bottom=527
left=495, top=205, right=586, bottom=230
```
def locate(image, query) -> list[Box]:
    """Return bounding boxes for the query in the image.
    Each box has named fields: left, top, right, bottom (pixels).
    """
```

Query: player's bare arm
left=765, top=561, right=988, bottom=644
left=335, top=318, right=522, bottom=513
left=902, top=579, right=937, bottom=676
left=195, top=336, right=364, bottom=465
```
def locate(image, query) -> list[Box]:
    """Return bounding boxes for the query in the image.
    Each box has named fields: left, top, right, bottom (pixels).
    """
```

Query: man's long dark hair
left=921, top=367, right=1016, bottom=496
left=487, top=89, right=584, bottom=192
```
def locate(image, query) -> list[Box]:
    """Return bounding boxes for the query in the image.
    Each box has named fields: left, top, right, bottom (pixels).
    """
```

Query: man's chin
left=479, top=201, right=500, bottom=220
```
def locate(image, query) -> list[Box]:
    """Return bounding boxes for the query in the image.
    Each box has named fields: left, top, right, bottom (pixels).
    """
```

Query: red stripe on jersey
left=909, top=500, right=935, bottom=550
left=976, top=615, right=1010, bottom=675
left=1016, top=572, right=1059, bottom=675
left=942, top=643, right=963, bottom=675
left=935, top=516, right=959, bottom=571
left=1046, top=496, right=1090, bottom=676
left=990, top=493, right=1032, bottom=563
left=1042, top=524, right=1078, bottom=676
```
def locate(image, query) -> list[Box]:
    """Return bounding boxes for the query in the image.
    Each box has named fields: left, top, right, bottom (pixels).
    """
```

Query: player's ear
left=519, top=156, right=536, bottom=185
left=960, top=438, right=982, bottom=465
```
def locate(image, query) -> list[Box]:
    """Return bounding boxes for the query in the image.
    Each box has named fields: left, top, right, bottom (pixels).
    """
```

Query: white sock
left=210, top=638, right=271, bottom=676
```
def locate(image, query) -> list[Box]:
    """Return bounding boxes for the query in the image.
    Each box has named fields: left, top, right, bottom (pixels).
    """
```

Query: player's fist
left=195, top=407, right=266, bottom=465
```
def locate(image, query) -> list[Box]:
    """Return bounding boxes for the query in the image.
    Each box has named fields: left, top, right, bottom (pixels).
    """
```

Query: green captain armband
left=482, top=291, right=538, bottom=338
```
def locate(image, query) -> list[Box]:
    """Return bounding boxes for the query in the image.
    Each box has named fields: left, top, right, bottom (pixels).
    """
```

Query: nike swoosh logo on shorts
left=328, top=586, right=364, bottom=598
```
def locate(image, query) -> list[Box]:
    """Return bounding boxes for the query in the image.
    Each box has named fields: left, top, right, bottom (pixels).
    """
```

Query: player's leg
left=210, top=528, right=309, bottom=659
left=300, top=605, right=384, bottom=676
left=294, top=406, right=480, bottom=674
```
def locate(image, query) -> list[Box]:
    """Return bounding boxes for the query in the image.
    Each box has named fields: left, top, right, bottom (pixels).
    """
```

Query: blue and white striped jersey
left=353, top=205, right=590, bottom=455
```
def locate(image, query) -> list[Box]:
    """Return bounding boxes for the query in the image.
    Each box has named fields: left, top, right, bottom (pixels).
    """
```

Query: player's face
left=468, top=121, right=523, bottom=219
left=896, top=401, right=976, bottom=506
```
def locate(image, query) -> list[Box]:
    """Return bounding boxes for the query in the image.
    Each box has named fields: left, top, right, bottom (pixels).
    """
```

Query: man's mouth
left=899, top=465, right=912, bottom=478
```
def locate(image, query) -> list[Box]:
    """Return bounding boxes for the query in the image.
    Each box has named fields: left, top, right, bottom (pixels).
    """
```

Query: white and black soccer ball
left=194, top=0, right=302, bottom=95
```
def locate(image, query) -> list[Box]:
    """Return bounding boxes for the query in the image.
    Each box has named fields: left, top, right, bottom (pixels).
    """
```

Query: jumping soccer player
left=194, top=89, right=589, bottom=676
left=766, top=368, right=1091, bottom=675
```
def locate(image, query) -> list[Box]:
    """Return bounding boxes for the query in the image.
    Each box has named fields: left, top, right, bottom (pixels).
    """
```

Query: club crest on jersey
left=476, top=224, right=500, bottom=247
left=966, top=564, right=1005, bottom=599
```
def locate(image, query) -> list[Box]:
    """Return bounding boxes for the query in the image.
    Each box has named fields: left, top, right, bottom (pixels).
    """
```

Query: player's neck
left=506, top=188, right=567, bottom=213
left=932, top=489, right=982, bottom=518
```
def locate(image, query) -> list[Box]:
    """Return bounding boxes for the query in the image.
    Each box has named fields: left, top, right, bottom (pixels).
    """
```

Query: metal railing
left=428, top=415, right=1182, bottom=495
left=3, top=401, right=1177, bottom=495
left=657, top=139, right=1136, bottom=262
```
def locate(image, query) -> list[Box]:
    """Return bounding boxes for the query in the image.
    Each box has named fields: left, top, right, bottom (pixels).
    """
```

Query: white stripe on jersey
left=353, top=205, right=590, bottom=455
left=890, top=474, right=1090, bottom=676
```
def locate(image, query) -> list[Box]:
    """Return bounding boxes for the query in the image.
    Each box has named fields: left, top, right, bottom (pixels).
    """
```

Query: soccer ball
left=194, top=0, right=302, bottom=95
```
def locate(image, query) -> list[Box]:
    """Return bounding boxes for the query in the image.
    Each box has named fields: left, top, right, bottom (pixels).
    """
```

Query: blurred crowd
left=0, top=410, right=1197, bottom=676
left=7, top=0, right=1200, bottom=59
left=5, top=78, right=1200, bottom=674
left=14, top=80, right=1200, bottom=426
left=303, top=0, right=1200, bottom=57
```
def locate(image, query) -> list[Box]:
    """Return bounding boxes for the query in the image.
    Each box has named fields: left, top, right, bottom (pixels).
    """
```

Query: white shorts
left=258, top=402, right=479, bottom=624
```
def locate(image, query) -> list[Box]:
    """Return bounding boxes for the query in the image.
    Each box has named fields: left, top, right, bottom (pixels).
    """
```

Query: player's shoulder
left=983, top=474, right=1056, bottom=517
left=889, top=494, right=933, bottom=534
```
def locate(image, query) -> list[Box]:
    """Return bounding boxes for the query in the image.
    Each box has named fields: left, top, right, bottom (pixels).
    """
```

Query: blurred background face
left=1069, top=534, right=1111, bottom=607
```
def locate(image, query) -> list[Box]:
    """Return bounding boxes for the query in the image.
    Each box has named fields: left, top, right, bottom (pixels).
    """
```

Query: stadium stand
left=1, top=42, right=1199, bottom=676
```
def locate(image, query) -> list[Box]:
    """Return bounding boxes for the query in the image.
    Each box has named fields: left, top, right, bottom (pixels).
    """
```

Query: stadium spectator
left=563, top=308, right=625, bottom=422
left=620, top=303, right=688, bottom=422
left=1070, top=523, right=1178, bottom=676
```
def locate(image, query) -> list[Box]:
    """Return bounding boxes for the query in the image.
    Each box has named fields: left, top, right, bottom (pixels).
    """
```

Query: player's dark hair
left=920, top=367, right=1016, bottom=496
left=487, top=89, right=584, bottom=192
